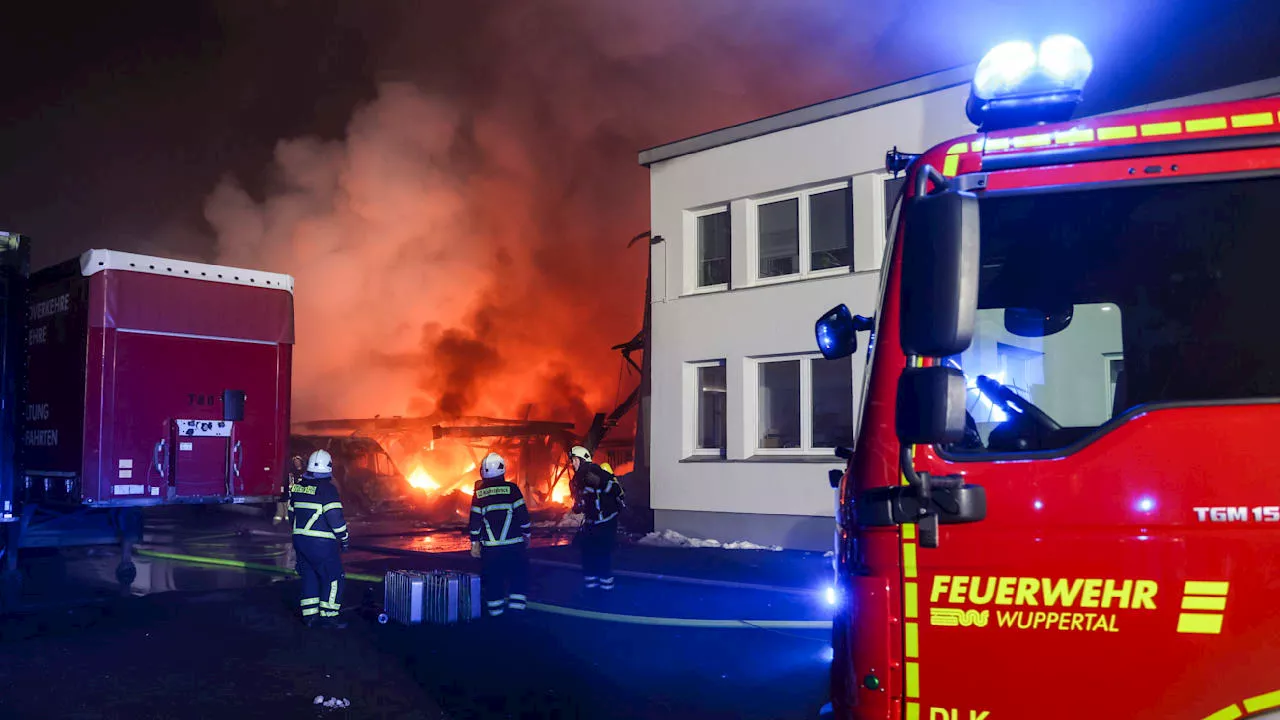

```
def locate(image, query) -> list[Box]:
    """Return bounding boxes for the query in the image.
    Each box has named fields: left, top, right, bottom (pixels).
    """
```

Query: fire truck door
left=169, top=420, right=233, bottom=499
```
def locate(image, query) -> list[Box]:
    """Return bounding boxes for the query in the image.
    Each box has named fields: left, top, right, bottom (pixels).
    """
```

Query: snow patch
left=534, top=512, right=584, bottom=529
left=636, top=529, right=782, bottom=551
left=314, top=696, right=351, bottom=710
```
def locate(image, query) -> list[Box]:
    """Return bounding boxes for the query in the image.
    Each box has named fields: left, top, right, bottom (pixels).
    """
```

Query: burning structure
left=291, top=412, right=631, bottom=525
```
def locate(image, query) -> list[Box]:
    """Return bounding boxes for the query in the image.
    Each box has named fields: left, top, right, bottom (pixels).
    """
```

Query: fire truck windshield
left=939, top=174, right=1280, bottom=456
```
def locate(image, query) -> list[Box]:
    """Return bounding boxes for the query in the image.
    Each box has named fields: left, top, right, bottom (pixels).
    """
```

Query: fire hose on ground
left=133, top=548, right=832, bottom=630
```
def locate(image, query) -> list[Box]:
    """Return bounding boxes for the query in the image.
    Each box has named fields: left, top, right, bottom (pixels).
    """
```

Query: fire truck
left=816, top=37, right=1280, bottom=720
left=0, top=238, right=294, bottom=608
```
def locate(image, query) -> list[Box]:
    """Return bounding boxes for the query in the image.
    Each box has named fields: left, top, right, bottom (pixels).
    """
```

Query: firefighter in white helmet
left=288, top=449, right=350, bottom=629
left=569, top=444, right=625, bottom=591
left=468, top=452, right=531, bottom=617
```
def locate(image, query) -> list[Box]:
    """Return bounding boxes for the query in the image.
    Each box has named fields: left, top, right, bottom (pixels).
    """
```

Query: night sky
left=3, top=1, right=1279, bottom=268
left=3, top=0, right=1279, bottom=421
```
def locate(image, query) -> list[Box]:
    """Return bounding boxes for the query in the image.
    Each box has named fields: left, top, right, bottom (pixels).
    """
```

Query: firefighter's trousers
left=295, top=536, right=345, bottom=621
left=579, top=518, right=617, bottom=590
left=480, top=543, right=528, bottom=617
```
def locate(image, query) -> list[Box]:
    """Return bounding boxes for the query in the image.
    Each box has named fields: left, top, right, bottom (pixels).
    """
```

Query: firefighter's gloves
left=470, top=542, right=481, bottom=559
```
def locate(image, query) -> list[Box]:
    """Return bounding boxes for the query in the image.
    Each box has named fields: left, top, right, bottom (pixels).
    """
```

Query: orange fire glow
left=551, top=481, right=569, bottom=504
left=407, top=466, right=441, bottom=492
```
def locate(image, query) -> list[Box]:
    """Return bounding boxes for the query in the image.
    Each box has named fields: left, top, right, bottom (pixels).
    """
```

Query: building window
left=695, top=209, right=730, bottom=289
left=812, top=355, right=854, bottom=448
left=752, top=182, right=852, bottom=282
left=756, top=355, right=853, bottom=453
left=693, top=361, right=727, bottom=455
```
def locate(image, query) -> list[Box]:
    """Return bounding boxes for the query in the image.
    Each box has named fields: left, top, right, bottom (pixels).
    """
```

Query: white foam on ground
left=636, top=529, right=782, bottom=551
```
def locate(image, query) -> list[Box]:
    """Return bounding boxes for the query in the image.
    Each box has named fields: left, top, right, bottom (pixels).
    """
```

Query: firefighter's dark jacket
left=288, top=474, right=350, bottom=546
left=572, top=462, right=625, bottom=525
left=469, top=477, right=532, bottom=547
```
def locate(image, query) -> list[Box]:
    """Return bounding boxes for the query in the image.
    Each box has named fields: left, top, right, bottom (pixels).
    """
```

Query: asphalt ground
left=0, top=507, right=834, bottom=719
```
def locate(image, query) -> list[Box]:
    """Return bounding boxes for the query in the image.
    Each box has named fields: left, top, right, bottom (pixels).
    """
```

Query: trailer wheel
left=115, top=561, right=137, bottom=587
left=377, top=613, right=389, bottom=625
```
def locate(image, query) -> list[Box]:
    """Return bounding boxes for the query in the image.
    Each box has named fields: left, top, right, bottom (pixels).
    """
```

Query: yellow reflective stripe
left=904, top=581, right=918, bottom=619
left=329, top=581, right=339, bottom=608
left=1141, top=121, right=1182, bottom=137
left=293, top=501, right=323, bottom=510
left=1055, top=128, right=1094, bottom=144
left=322, top=502, right=343, bottom=513
left=471, top=506, right=482, bottom=513
left=302, top=607, right=319, bottom=616
left=1185, top=580, right=1229, bottom=595
left=1232, top=112, right=1275, bottom=128
left=1186, top=117, right=1228, bottom=132
left=300, top=598, right=320, bottom=606
left=942, top=155, right=959, bottom=177
left=902, top=543, right=917, bottom=579
left=1176, top=613, right=1224, bottom=634
left=513, top=498, right=526, bottom=508
left=331, top=524, right=347, bottom=534
left=292, top=528, right=337, bottom=539
left=970, top=138, right=985, bottom=152
left=905, top=622, right=919, bottom=659
left=906, top=703, right=920, bottom=720
left=946, top=142, right=968, bottom=154
left=984, top=137, right=1010, bottom=151
left=905, top=661, right=919, bottom=698
left=901, top=523, right=915, bottom=540
left=1098, top=125, right=1138, bottom=140
left=1244, top=690, right=1280, bottom=714
left=1012, top=133, right=1052, bottom=148
left=480, top=537, right=525, bottom=547
left=1181, top=595, right=1227, bottom=611
left=1201, top=705, right=1243, bottom=720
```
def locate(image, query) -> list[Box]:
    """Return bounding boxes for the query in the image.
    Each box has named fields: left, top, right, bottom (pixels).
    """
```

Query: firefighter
left=569, top=445, right=625, bottom=591
left=288, top=449, right=350, bottom=629
left=274, top=454, right=305, bottom=525
left=469, top=452, right=531, bottom=617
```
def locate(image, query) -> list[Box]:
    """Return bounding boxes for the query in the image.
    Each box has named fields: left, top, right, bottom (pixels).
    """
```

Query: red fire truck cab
left=817, top=37, right=1280, bottom=720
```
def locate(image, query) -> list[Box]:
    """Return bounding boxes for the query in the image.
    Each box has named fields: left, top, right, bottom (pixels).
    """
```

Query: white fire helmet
left=569, top=445, right=592, bottom=463
left=481, top=452, right=506, bottom=480
left=306, top=449, right=334, bottom=476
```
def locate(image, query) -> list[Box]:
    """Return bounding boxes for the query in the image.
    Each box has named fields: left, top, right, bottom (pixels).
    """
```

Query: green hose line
left=134, top=548, right=833, bottom=630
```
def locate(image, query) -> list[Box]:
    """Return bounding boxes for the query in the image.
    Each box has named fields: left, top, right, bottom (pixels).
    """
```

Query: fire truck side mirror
left=900, top=180, right=979, bottom=358
left=895, top=366, right=967, bottom=445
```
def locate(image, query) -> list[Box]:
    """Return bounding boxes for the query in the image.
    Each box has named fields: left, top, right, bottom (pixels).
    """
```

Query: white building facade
left=640, top=67, right=1280, bottom=551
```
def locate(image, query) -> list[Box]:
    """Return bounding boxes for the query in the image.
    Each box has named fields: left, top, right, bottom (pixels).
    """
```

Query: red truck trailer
left=816, top=36, right=1280, bottom=720
left=1, top=243, right=294, bottom=602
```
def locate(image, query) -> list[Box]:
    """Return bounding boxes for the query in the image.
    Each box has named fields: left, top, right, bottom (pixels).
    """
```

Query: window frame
left=753, top=353, right=854, bottom=456
left=690, top=359, right=728, bottom=458
left=747, top=181, right=853, bottom=286
left=690, top=205, right=731, bottom=294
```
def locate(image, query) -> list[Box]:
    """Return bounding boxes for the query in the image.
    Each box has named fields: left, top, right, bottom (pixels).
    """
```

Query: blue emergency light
left=966, top=35, right=1093, bottom=131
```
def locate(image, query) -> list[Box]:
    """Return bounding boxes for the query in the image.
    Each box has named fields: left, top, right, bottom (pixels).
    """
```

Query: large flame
left=407, top=466, right=441, bottom=492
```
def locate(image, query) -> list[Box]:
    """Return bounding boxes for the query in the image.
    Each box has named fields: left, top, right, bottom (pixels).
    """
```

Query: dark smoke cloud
left=200, top=0, right=1257, bottom=426
left=205, top=1, right=887, bottom=425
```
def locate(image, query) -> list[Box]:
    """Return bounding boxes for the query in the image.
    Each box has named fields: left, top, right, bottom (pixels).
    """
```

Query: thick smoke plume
left=203, top=1, right=893, bottom=427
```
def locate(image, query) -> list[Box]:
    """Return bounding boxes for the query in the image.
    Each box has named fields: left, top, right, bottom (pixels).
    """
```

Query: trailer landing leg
left=1, top=522, right=20, bottom=612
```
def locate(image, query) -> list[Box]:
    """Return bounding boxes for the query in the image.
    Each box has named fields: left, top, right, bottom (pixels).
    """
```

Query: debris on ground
left=636, top=529, right=783, bottom=551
